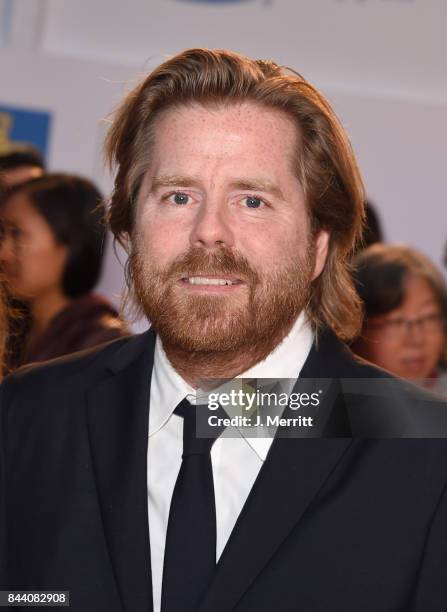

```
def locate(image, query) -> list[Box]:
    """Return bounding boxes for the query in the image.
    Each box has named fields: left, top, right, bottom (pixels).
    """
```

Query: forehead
left=2, top=193, right=36, bottom=223
left=402, top=274, right=439, bottom=307
left=149, top=101, right=300, bottom=174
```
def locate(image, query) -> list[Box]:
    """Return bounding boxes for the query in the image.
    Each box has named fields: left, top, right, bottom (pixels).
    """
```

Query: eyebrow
left=149, top=175, right=202, bottom=193
left=149, top=175, right=285, bottom=200
left=228, top=179, right=285, bottom=200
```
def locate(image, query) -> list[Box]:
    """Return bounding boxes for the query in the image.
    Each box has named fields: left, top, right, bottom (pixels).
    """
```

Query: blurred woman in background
left=352, top=244, right=447, bottom=392
left=0, top=173, right=127, bottom=370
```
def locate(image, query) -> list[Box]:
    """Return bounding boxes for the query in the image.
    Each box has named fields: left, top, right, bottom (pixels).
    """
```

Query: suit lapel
left=199, top=437, right=352, bottom=611
left=85, top=331, right=156, bottom=612
left=199, top=330, right=355, bottom=611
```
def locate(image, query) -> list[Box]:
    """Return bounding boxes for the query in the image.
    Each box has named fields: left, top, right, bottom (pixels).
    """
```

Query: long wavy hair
left=105, top=48, right=365, bottom=341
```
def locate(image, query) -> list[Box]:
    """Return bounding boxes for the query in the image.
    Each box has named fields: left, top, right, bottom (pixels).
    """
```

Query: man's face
left=133, top=102, right=328, bottom=353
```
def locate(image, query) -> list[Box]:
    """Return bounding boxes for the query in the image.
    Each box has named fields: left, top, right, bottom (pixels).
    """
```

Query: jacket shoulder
left=2, top=332, right=151, bottom=400
left=306, top=328, right=393, bottom=380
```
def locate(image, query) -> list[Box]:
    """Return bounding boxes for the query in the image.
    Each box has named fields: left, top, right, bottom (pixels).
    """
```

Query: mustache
left=160, top=247, right=259, bottom=284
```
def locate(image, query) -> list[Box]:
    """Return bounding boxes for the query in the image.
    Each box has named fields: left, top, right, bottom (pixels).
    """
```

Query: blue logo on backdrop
left=0, top=104, right=52, bottom=160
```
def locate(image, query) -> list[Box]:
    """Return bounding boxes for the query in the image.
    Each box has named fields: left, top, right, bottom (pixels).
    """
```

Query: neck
left=163, top=320, right=295, bottom=388
left=29, top=289, right=72, bottom=336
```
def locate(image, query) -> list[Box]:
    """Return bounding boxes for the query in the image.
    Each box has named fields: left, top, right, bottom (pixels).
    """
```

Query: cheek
left=137, top=215, right=187, bottom=267
left=269, top=212, right=309, bottom=258
left=426, top=332, right=445, bottom=363
left=16, top=242, right=66, bottom=294
left=239, top=219, right=306, bottom=264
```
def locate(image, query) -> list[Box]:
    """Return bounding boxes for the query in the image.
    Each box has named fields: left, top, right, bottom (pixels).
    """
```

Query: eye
left=172, top=192, right=190, bottom=206
left=162, top=191, right=191, bottom=206
left=3, top=225, right=22, bottom=240
left=243, top=196, right=264, bottom=209
left=387, top=318, right=405, bottom=328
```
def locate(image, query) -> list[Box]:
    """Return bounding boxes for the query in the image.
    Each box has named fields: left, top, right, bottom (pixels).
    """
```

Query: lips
left=400, top=356, right=427, bottom=376
left=181, top=276, right=243, bottom=286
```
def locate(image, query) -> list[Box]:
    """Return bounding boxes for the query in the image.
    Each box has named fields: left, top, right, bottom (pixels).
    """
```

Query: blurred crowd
left=0, top=146, right=128, bottom=374
left=0, top=144, right=446, bottom=394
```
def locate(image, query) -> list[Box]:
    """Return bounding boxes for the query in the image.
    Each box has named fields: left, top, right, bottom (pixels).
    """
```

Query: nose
left=189, top=200, right=234, bottom=250
left=405, top=320, right=425, bottom=346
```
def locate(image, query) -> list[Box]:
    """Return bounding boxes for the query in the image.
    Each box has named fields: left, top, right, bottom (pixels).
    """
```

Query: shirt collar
left=149, top=336, right=196, bottom=437
left=149, top=312, right=314, bottom=459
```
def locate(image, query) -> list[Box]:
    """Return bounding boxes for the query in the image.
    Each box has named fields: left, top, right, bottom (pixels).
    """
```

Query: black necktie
left=161, top=398, right=222, bottom=612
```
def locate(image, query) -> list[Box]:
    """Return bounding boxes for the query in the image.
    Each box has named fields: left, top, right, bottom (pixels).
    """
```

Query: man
left=1, top=49, right=447, bottom=611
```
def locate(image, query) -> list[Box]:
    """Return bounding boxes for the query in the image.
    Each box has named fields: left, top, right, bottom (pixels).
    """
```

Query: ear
left=311, top=229, right=330, bottom=280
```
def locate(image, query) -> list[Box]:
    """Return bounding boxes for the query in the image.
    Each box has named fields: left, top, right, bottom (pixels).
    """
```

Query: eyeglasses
left=368, top=313, right=445, bottom=339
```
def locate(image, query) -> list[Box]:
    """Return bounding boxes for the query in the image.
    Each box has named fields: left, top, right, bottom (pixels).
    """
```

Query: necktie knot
left=174, top=398, right=220, bottom=456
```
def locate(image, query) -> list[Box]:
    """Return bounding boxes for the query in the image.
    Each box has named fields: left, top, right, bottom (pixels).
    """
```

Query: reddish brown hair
left=105, top=48, right=365, bottom=340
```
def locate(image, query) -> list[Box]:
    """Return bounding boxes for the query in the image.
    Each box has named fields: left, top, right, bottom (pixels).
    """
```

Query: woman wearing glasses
left=352, top=244, right=447, bottom=392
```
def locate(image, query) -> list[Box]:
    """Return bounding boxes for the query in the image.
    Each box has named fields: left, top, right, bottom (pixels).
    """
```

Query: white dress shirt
left=147, top=312, right=314, bottom=612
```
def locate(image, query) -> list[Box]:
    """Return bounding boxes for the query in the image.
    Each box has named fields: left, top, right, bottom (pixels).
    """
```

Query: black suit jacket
left=1, top=329, right=447, bottom=611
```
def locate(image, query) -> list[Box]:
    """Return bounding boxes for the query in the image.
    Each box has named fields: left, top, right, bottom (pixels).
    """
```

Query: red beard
left=130, top=244, right=315, bottom=358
